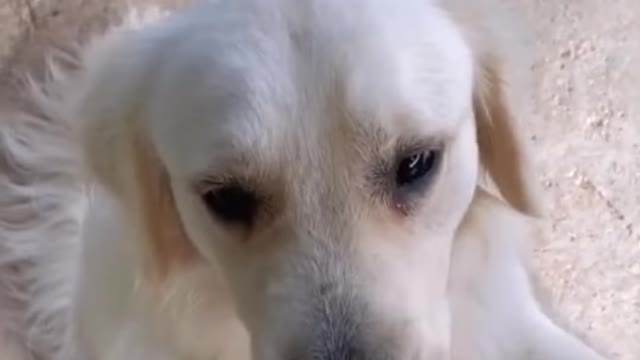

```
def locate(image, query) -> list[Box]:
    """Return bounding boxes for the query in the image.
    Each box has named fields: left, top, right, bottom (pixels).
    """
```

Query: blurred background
left=0, top=0, right=638, bottom=359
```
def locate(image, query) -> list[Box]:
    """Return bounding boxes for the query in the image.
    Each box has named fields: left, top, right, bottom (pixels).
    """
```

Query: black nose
left=289, top=320, right=365, bottom=360
left=309, top=344, right=367, bottom=360
left=285, top=306, right=389, bottom=360
left=288, top=342, right=376, bottom=360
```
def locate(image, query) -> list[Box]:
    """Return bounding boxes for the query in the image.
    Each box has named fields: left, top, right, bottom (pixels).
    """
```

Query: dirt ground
left=0, top=0, right=638, bottom=359
left=521, top=1, right=640, bottom=359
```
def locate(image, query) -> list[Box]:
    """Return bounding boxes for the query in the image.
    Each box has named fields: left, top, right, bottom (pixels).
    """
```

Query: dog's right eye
left=395, top=150, right=441, bottom=190
left=202, top=184, right=259, bottom=227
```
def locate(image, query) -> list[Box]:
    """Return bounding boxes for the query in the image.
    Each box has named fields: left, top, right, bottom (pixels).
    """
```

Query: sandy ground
left=0, top=0, right=638, bottom=359
left=522, top=1, right=640, bottom=358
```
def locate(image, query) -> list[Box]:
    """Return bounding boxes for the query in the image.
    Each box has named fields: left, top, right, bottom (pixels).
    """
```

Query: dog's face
left=77, top=0, right=539, bottom=359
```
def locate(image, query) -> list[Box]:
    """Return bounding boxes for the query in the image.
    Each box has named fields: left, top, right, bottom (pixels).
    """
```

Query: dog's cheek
left=356, top=117, right=479, bottom=304
left=349, top=224, right=453, bottom=355
left=166, top=183, right=258, bottom=304
left=429, top=116, right=479, bottom=228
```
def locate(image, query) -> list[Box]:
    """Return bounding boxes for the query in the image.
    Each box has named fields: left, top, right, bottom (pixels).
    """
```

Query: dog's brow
left=349, top=110, right=458, bottom=153
left=189, top=152, right=259, bottom=187
left=349, top=120, right=393, bottom=149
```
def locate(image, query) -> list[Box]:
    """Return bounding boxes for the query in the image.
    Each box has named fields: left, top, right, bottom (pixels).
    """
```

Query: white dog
left=0, top=0, right=608, bottom=359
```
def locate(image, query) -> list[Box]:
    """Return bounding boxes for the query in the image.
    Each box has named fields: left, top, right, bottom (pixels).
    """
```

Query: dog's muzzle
left=278, top=287, right=396, bottom=360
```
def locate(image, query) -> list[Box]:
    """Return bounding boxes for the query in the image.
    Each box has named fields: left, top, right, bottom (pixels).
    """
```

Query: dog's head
left=74, top=0, right=539, bottom=358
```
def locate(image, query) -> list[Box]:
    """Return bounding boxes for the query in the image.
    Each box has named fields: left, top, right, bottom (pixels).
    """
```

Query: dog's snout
left=281, top=306, right=447, bottom=360
left=287, top=342, right=369, bottom=360
left=306, top=312, right=368, bottom=359
left=287, top=340, right=386, bottom=360
left=279, top=288, right=373, bottom=360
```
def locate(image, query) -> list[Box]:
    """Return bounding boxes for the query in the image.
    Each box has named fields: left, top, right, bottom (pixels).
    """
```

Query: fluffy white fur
left=0, top=0, right=608, bottom=359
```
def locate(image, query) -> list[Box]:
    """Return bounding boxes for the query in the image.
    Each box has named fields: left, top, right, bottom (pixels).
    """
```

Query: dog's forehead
left=148, top=0, right=474, bottom=179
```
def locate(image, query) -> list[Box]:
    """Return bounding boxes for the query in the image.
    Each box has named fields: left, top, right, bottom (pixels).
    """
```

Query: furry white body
left=0, top=0, right=606, bottom=359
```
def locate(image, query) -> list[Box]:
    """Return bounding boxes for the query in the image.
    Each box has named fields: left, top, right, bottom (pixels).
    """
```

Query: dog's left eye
left=395, top=150, right=440, bottom=189
left=202, top=184, right=259, bottom=227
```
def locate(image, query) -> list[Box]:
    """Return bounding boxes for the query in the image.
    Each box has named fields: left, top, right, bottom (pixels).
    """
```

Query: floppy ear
left=472, top=55, right=542, bottom=217
left=74, top=29, right=198, bottom=281
left=442, top=0, right=543, bottom=217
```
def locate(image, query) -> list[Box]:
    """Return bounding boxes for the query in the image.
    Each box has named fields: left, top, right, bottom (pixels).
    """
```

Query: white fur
left=0, top=0, right=607, bottom=359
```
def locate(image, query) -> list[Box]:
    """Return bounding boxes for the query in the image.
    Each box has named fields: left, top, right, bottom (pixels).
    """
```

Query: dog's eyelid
left=190, top=152, right=257, bottom=189
left=395, top=134, right=447, bottom=156
left=192, top=175, right=241, bottom=195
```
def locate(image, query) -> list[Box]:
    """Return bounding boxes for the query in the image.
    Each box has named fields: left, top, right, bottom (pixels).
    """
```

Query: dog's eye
left=395, top=150, right=440, bottom=189
left=202, top=184, right=259, bottom=226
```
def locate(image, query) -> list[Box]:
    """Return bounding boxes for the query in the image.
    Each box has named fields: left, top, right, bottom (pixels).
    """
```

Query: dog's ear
left=74, top=30, right=198, bottom=281
left=472, top=55, right=542, bottom=217
left=443, top=0, right=543, bottom=216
